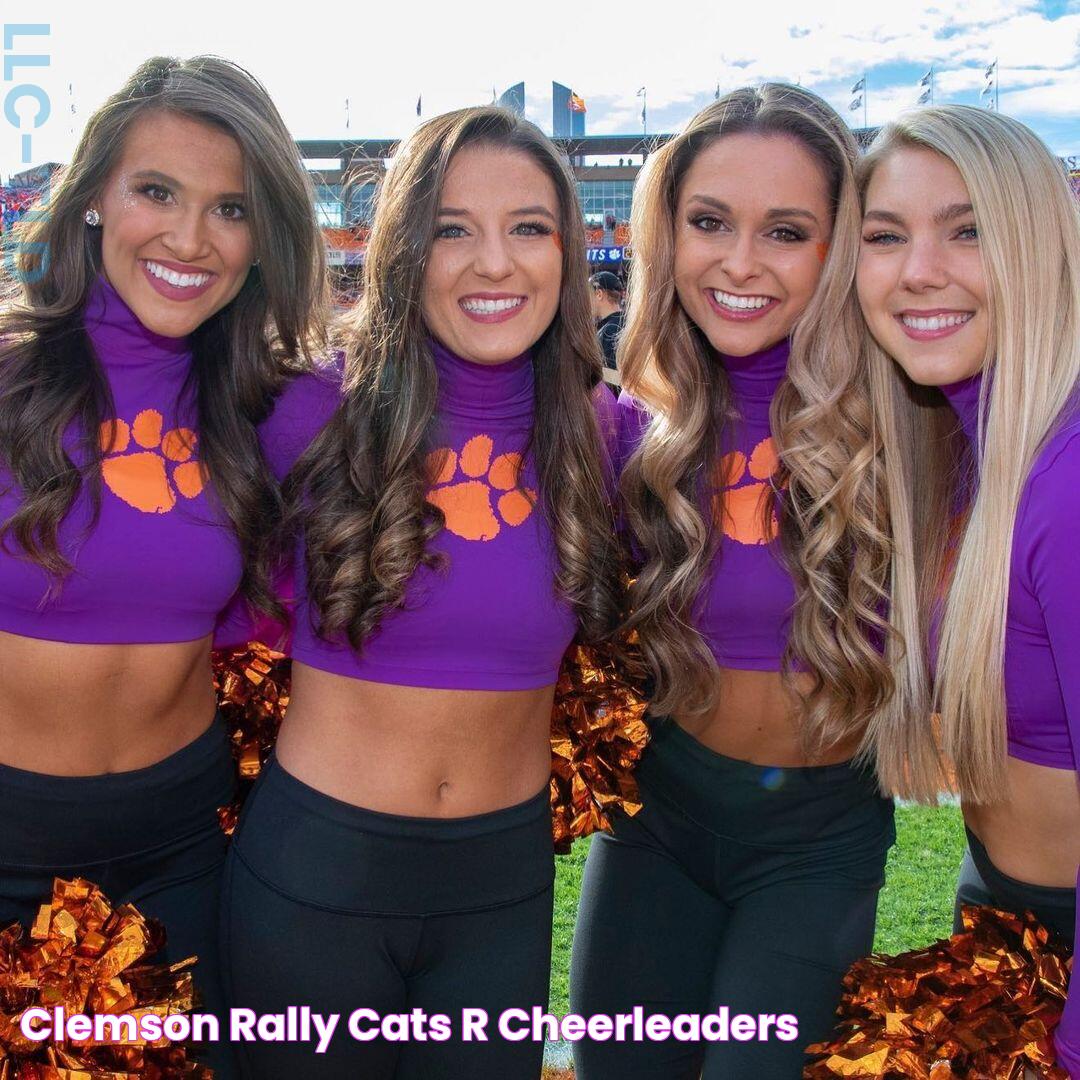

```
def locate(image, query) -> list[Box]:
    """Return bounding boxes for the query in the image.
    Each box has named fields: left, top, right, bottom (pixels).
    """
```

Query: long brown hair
left=0, top=55, right=328, bottom=614
left=620, top=84, right=891, bottom=755
left=296, top=107, right=622, bottom=652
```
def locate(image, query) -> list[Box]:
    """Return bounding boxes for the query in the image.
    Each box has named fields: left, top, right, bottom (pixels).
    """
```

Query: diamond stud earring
left=84, top=209, right=101, bottom=227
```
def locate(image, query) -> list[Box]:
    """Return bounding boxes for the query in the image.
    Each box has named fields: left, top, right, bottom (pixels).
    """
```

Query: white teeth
left=900, top=312, right=972, bottom=331
left=711, top=290, right=773, bottom=311
left=144, top=260, right=211, bottom=288
left=460, top=297, right=525, bottom=314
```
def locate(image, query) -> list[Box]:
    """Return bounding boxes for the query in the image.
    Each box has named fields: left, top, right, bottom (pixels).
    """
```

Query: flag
left=850, top=95, right=863, bottom=111
left=416, top=94, right=422, bottom=116
left=715, top=82, right=720, bottom=100
left=920, top=68, right=933, bottom=86
left=345, top=97, right=350, bottom=131
left=850, top=76, right=865, bottom=94
left=985, top=60, right=997, bottom=78
left=918, top=88, right=932, bottom=104
left=569, top=92, right=586, bottom=112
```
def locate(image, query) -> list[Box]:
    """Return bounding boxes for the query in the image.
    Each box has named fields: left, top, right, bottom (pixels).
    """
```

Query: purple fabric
left=617, top=339, right=794, bottom=671
left=255, top=340, right=594, bottom=690
left=939, top=374, right=1080, bottom=771
left=940, top=373, right=1080, bottom=1072
left=0, top=275, right=242, bottom=643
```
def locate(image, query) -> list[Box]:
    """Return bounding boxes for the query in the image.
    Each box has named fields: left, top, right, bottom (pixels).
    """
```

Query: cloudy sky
left=2, top=0, right=1077, bottom=181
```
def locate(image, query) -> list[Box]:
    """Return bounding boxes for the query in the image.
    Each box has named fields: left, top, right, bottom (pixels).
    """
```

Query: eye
left=689, top=213, right=728, bottom=233
left=216, top=201, right=246, bottom=221
left=954, top=223, right=978, bottom=241
left=862, top=230, right=904, bottom=245
left=767, top=225, right=807, bottom=243
left=435, top=223, right=468, bottom=240
left=137, top=183, right=172, bottom=204
left=512, top=220, right=554, bottom=237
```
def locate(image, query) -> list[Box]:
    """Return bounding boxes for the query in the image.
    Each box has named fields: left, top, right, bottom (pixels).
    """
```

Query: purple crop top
left=940, top=374, right=1080, bottom=1076
left=0, top=275, right=242, bottom=644
left=618, top=338, right=794, bottom=671
left=258, top=340, right=617, bottom=691
left=940, top=373, right=1080, bottom=773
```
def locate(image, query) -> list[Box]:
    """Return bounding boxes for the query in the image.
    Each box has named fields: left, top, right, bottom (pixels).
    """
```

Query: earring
left=251, top=258, right=260, bottom=267
left=84, top=208, right=101, bottom=227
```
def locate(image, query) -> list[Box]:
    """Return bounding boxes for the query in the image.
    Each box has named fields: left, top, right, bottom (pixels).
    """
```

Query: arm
left=1023, top=428, right=1080, bottom=1075
left=213, top=361, right=344, bottom=651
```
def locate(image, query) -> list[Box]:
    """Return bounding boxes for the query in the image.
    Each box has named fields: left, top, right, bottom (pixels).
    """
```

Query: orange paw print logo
left=100, top=409, right=204, bottom=514
left=713, top=436, right=780, bottom=545
left=425, top=434, right=536, bottom=541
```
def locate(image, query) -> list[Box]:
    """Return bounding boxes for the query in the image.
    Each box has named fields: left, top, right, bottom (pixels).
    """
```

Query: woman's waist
left=277, top=662, right=556, bottom=816
left=0, top=632, right=217, bottom=774
left=964, top=757, right=1080, bottom=888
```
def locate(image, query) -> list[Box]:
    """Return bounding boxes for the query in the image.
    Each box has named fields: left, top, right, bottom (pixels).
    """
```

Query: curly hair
left=0, top=55, right=328, bottom=616
left=295, top=107, right=622, bottom=654
left=620, top=83, right=897, bottom=760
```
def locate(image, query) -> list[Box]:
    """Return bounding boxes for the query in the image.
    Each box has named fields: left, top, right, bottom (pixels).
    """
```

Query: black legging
left=221, top=756, right=555, bottom=1079
left=954, top=825, right=1076, bottom=941
left=571, top=716, right=895, bottom=1080
left=0, top=715, right=236, bottom=1079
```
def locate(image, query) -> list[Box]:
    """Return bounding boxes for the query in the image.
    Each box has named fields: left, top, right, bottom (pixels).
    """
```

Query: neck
left=938, top=371, right=984, bottom=444
left=430, top=337, right=534, bottom=422
left=718, top=337, right=790, bottom=407
left=83, top=274, right=192, bottom=368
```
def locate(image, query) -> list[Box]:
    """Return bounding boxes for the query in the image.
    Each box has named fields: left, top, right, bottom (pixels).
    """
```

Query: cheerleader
left=0, top=56, right=326, bottom=1076
left=570, top=84, right=897, bottom=1079
left=221, top=106, right=622, bottom=1080
left=853, top=105, right=1080, bottom=1075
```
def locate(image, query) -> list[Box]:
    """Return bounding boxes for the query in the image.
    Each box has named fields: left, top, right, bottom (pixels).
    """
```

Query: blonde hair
left=620, top=83, right=893, bottom=751
left=858, top=106, right=1080, bottom=801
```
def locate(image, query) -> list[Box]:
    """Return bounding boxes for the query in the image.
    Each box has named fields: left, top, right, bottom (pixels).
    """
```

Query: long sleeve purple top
left=252, top=339, right=617, bottom=690
left=940, top=373, right=1080, bottom=1074
left=0, top=274, right=243, bottom=643
left=617, top=338, right=795, bottom=671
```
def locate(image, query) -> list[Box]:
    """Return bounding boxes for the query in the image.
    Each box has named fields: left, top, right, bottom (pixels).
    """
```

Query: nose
left=472, top=231, right=514, bottom=282
left=720, top=231, right=762, bottom=286
left=898, top=237, right=949, bottom=293
left=161, top=207, right=211, bottom=263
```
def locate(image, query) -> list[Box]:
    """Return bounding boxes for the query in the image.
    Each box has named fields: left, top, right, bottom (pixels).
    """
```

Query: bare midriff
left=964, top=757, right=1080, bottom=889
left=0, top=628, right=217, bottom=775
left=276, top=661, right=555, bottom=817
left=674, top=666, right=862, bottom=767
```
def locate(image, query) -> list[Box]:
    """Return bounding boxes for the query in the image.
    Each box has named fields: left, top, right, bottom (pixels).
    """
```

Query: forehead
left=110, top=110, right=246, bottom=190
left=865, top=146, right=969, bottom=209
left=678, top=132, right=830, bottom=212
left=440, top=144, right=558, bottom=211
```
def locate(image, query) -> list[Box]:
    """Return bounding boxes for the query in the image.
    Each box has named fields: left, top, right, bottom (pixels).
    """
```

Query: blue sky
left=2, top=0, right=1077, bottom=182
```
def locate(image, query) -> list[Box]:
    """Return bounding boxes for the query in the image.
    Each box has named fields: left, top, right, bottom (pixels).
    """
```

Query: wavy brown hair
left=621, top=84, right=894, bottom=755
left=0, top=55, right=328, bottom=615
left=296, top=107, right=621, bottom=653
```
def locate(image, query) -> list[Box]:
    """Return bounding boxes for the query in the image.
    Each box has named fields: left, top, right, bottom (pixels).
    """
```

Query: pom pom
left=804, top=905, right=1072, bottom=1079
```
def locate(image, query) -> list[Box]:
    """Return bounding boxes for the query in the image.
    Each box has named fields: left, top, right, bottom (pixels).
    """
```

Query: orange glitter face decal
left=99, top=409, right=205, bottom=513
left=552, top=231, right=564, bottom=253
left=425, top=434, right=536, bottom=541
left=815, top=241, right=830, bottom=264
left=712, top=435, right=780, bottom=545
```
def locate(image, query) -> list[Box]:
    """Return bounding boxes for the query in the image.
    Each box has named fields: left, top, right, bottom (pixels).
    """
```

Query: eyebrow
left=130, top=169, right=246, bottom=201
left=684, top=194, right=820, bottom=225
left=437, top=204, right=557, bottom=221
left=864, top=203, right=975, bottom=227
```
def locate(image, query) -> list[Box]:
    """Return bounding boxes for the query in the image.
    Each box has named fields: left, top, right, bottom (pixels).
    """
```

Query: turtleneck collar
left=938, top=370, right=984, bottom=445
left=431, top=337, right=534, bottom=422
left=719, top=337, right=790, bottom=407
left=82, top=274, right=192, bottom=368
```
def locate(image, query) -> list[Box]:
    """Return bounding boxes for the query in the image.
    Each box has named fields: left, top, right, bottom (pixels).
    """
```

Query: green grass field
left=549, top=802, right=966, bottom=1016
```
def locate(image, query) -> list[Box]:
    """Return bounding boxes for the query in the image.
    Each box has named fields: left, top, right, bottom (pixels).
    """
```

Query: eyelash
left=862, top=224, right=978, bottom=244
left=136, top=183, right=247, bottom=221
left=434, top=220, right=554, bottom=239
left=687, top=215, right=806, bottom=242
